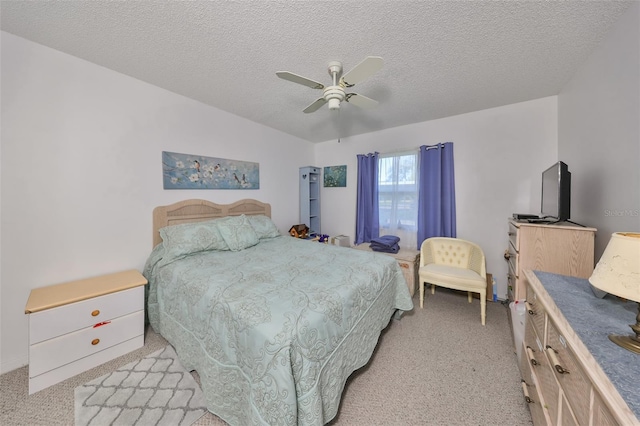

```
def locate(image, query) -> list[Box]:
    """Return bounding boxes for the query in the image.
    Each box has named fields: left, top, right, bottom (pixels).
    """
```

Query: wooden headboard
left=152, top=198, right=272, bottom=247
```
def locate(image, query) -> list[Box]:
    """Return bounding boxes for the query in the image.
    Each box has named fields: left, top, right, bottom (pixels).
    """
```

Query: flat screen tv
left=541, top=161, right=571, bottom=221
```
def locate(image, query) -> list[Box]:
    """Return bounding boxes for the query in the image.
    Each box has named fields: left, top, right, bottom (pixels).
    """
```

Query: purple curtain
left=417, top=142, right=456, bottom=249
left=355, top=152, right=380, bottom=244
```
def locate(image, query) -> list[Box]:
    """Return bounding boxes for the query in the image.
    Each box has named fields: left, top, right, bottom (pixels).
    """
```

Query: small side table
left=354, top=243, right=420, bottom=297
left=24, top=269, right=148, bottom=394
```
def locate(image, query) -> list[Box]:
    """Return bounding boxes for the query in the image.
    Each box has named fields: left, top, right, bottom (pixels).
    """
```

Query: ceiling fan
left=276, top=56, right=384, bottom=113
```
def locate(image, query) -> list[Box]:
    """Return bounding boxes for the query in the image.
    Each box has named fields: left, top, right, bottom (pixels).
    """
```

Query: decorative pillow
left=216, top=215, right=260, bottom=251
left=159, top=218, right=229, bottom=261
left=247, top=215, right=280, bottom=239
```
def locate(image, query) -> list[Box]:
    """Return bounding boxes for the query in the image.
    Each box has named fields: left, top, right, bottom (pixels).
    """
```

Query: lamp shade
left=589, top=232, right=640, bottom=302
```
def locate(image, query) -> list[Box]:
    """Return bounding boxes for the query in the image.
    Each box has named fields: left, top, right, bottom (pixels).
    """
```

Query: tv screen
left=541, top=161, right=571, bottom=221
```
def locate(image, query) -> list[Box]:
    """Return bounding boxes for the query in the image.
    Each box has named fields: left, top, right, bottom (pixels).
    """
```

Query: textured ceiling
left=1, top=1, right=633, bottom=143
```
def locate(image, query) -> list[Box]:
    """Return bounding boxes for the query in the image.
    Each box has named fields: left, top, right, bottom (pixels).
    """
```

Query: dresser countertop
left=533, top=270, right=640, bottom=419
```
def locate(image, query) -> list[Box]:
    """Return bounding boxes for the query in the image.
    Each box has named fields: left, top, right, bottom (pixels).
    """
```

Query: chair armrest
left=420, top=241, right=433, bottom=267
left=468, top=245, right=486, bottom=278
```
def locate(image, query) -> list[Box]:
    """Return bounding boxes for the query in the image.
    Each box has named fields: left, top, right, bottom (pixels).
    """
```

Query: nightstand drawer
left=29, top=286, right=143, bottom=344
left=29, top=309, right=144, bottom=377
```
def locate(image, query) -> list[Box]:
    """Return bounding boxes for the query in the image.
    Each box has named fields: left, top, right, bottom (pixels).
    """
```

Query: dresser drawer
left=508, top=222, right=519, bottom=252
left=29, top=309, right=144, bottom=377
left=592, top=390, right=618, bottom=426
left=524, top=318, right=559, bottom=423
left=525, top=282, right=546, bottom=339
left=507, top=270, right=516, bottom=301
left=509, top=222, right=520, bottom=248
left=546, top=319, right=591, bottom=426
left=29, top=286, right=143, bottom=344
left=526, top=370, right=551, bottom=426
left=507, top=249, right=518, bottom=279
left=519, top=355, right=551, bottom=426
left=560, top=394, right=578, bottom=426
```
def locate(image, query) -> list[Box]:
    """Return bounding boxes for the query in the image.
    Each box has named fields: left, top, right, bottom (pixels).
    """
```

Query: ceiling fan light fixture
left=324, top=86, right=345, bottom=110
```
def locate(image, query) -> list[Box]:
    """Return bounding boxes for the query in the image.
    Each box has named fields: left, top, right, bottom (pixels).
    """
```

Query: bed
left=144, top=199, right=413, bottom=425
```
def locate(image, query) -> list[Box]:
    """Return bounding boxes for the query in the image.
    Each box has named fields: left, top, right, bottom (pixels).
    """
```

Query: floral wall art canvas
left=162, top=151, right=259, bottom=189
left=323, top=165, right=347, bottom=187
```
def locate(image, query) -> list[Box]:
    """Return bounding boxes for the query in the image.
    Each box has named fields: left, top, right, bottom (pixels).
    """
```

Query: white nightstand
left=24, top=269, right=148, bottom=394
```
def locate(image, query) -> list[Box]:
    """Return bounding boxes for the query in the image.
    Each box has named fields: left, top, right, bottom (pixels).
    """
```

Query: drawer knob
left=521, top=380, right=534, bottom=404
left=525, top=302, right=536, bottom=316
left=526, top=346, right=538, bottom=366
left=546, top=345, right=570, bottom=375
left=91, top=310, right=100, bottom=317
left=91, top=338, right=100, bottom=346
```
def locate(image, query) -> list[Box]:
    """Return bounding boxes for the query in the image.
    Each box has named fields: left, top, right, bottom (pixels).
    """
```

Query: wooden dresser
left=25, top=270, right=148, bottom=394
left=505, top=220, right=596, bottom=301
left=519, top=269, right=639, bottom=426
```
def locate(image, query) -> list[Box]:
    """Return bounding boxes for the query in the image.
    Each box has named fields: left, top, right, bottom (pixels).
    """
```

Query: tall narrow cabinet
left=299, top=166, right=321, bottom=235
left=505, top=220, right=596, bottom=301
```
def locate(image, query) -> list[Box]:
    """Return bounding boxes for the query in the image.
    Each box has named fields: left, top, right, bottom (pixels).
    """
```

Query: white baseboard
left=1, top=355, right=28, bottom=375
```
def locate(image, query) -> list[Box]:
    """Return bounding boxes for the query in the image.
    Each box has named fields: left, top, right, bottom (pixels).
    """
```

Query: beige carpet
left=1, top=289, right=532, bottom=426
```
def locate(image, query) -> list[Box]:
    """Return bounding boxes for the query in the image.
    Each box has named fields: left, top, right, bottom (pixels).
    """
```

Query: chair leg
left=420, top=281, right=424, bottom=308
left=431, top=284, right=435, bottom=294
left=480, top=292, right=486, bottom=326
left=467, top=292, right=472, bottom=303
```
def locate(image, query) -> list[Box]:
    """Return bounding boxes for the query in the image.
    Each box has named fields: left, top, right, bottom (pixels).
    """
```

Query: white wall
left=0, top=32, right=314, bottom=373
left=315, top=97, right=559, bottom=299
left=558, top=2, right=640, bottom=259
left=4, top=3, right=635, bottom=374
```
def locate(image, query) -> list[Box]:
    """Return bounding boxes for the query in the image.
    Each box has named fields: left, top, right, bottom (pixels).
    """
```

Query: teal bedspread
left=144, top=236, right=413, bottom=425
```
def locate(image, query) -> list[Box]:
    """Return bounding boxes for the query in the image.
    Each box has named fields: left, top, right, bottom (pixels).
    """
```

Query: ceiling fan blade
left=340, top=56, right=384, bottom=87
left=303, top=98, right=327, bottom=113
left=276, top=72, right=325, bottom=90
left=345, top=93, right=378, bottom=109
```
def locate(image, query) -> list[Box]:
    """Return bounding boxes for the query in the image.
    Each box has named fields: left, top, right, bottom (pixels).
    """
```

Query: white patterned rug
left=74, top=345, right=207, bottom=426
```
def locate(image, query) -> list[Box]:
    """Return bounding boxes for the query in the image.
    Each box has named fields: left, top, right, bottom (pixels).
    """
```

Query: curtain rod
left=380, top=143, right=444, bottom=156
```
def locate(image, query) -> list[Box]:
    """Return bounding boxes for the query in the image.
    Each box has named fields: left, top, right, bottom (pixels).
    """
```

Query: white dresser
left=24, top=269, right=148, bottom=394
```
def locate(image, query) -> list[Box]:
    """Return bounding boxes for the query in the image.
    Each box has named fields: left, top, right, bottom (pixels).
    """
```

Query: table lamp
left=589, top=232, right=640, bottom=354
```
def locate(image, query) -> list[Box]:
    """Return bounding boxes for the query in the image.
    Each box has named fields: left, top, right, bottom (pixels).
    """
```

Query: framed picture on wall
left=162, top=151, right=259, bottom=189
left=324, top=165, right=347, bottom=187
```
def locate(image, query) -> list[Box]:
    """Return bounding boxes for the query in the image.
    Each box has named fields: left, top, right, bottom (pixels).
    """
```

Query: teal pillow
left=217, top=215, right=260, bottom=251
left=160, top=218, right=229, bottom=261
left=247, top=215, right=280, bottom=239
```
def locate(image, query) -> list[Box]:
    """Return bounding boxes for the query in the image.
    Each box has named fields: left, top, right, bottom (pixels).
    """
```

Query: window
left=378, top=151, right=418, bottom=249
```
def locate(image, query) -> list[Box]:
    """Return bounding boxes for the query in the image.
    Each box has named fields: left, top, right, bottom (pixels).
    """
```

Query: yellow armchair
left=419, top=237, right=487, bottom=325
